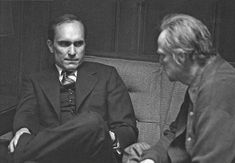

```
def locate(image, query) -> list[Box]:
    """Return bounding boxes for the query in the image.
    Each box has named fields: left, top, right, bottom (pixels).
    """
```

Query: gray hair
left=160, top=14, right=215, bottom=64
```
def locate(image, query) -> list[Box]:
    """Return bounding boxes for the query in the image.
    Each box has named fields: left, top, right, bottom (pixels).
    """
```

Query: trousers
left=13, top=111, right=117, bottom=163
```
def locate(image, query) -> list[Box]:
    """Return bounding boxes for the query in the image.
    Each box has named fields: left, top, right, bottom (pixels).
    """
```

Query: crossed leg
left=13, top=111, right=117, bottom=163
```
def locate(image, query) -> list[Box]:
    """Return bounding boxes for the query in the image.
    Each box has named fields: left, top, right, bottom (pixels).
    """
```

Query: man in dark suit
left=8, top=14, right=138, bottom=163
left=124, top=14, right=235, bottom=163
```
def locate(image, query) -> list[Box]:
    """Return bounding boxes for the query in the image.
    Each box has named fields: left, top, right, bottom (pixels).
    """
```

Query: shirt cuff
left=109, top=130, right=122, bottom=155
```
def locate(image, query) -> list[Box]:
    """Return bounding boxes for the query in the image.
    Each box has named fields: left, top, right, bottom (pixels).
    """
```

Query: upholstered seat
left=0, top=56, right=187, bottom=162
left=84, top=56, right=187, bottom=145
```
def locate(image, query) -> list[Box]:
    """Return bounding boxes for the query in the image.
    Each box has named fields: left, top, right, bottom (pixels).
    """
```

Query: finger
left=13, top=136, right=19, bottom=148
left=8, top=141, right=15, bottom=153
left=132, top=144, right=143, bottom=156
left=140, top=142, right=151, bottom=150
left=136, top=144, right=144, bottom=155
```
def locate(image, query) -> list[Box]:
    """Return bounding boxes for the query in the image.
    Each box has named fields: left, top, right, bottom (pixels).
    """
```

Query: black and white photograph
left=0, top=0, right=235, bottom=163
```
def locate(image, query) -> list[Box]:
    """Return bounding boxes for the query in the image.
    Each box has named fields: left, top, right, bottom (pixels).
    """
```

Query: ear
left=47, top=40, right=54, bottom=53
left=172, top=49, right=186, bottom=65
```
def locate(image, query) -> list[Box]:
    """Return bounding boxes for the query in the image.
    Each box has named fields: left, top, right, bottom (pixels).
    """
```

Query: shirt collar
left=55, top=64, right=77, bottom=81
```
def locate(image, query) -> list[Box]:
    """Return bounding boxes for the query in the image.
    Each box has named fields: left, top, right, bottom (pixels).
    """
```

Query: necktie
left=61, top=71, right=76, bottom=86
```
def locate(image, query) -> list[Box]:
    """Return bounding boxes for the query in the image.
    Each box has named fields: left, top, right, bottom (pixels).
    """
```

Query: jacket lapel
left=174, top=90, right=190, bottom=138
left=168, top=91, right=191, bottom=163
left=75, top=63, right=98, bottom=111
left=38, top=66, right=61, bottom=120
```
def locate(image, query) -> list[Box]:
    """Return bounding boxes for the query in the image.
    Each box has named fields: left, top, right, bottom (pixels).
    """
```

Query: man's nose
left=68, top=45, right=76, bottom=56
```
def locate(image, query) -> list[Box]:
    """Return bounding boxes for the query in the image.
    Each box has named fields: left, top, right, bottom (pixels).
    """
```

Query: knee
left=72, top=112, right=111, bottom=156
left=83, top=111, right=108, bottom=134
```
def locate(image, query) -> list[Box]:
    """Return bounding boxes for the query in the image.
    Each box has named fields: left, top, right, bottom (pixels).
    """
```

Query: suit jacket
left=142, top=56, right=235, bottom=163
left=13, top=61, right=138, bottom=150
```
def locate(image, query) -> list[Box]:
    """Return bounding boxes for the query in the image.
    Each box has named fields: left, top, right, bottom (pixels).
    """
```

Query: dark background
left=0, top=0, right=235, bottom=99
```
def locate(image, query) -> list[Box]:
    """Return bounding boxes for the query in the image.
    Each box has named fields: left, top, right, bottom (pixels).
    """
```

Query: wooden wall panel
left=0, top=1, right=14, bottom=36
left=50, top=0, right=117, bottom=53
left=1, top=0, right=235, bottom=99
left=216, top=0, right=235, bottom=62
left=21, top=1, right=51, bottom=75
left=0, top=1, right=51, bottom=98
left=0, top=1, right=22, bottom=97
left=116, top=0, right=139, bottom=54
left=142, top=0, right=188, bottom=58
left=142, top=0, right=218, bottom=60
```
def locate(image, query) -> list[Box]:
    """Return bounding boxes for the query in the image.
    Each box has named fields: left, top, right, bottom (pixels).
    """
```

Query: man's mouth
left=64, top=59, right=79, bottom=61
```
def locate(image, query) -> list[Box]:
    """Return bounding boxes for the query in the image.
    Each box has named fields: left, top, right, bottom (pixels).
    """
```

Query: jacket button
left=189, top=111, right=194, bottom=116
left=187, top=137, right=192, bottom=142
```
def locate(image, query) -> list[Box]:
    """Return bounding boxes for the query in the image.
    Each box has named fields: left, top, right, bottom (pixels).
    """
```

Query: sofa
left=0, top=55, right=187, bottom=162
left=84, top=55, right=187, bottom=145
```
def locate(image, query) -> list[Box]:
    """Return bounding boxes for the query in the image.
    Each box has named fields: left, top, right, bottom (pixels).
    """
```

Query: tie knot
left=61, top=70, right=74, bottom=77
left=61, top=70, right=76, bottom=86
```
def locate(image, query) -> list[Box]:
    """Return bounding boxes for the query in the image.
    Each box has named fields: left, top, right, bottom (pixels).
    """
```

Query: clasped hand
left=8, top=127, right=31, bottom=153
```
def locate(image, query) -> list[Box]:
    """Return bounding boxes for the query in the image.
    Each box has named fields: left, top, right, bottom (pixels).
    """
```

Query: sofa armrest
left=0, top=95, right=17, bottom=136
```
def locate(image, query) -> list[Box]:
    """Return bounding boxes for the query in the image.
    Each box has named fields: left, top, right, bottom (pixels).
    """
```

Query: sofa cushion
left=84, top=56, right=187, bottom=145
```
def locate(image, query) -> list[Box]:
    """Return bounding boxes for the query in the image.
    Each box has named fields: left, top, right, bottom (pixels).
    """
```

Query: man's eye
left=57, top=41, right=84, bottom=47
left=58, top=41, right=71, bottom=47
left=74, top=40, right=84, bottom=47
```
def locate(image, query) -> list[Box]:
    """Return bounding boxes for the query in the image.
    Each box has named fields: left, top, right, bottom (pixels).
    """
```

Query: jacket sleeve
left=13, top=75, right=39, bottom=134
left=141, top=90, right=190, bottom=162
left=106, top=67, right=138, bottom=150
left=141, top=122, right=177, bottom=162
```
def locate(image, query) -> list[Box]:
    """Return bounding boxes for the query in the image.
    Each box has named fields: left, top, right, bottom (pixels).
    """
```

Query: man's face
left=157, top=31, right=183, bottom=82
left=47, top=20, right=85, bottom=71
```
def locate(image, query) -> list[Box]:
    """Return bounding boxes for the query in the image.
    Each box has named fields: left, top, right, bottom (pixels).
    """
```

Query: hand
left=124, top=142, right=151, bottom=157
left=109, top=130, right=116, bottom=142
left=131, top=142, right=151, bottom=156
left=123, top=142, right=151, bottom=163
left=140, top=159, right=155, bottom=163
left=8, top=128, right=31, bottom=153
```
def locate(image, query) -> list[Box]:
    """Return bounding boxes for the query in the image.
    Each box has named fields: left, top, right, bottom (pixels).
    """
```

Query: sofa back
left=84, top=56, right=187, bottom=145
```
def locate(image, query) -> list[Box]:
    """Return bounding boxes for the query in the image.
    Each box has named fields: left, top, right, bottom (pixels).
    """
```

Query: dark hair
left=160, top=14, right=216, bottom=64
left=47, top=14, right=86, bottom=41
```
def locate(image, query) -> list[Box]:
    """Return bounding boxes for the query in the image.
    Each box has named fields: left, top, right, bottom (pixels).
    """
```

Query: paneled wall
left=47, top=0, right=219, bottom=61
left=0, top=1, right=51, bottom=98
left=0, top=1, right=23, bottom=97
left=0, top=0, right=235, bottom=100
left=216, top=0, right=235, bottom=61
